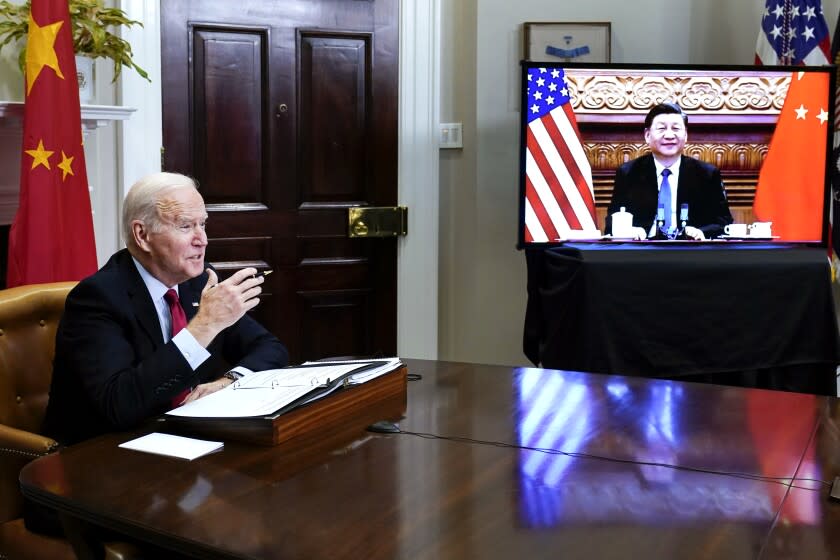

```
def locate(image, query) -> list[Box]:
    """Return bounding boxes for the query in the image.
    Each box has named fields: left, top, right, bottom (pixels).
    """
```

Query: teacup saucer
left=718, top=235, right=779, bottom=240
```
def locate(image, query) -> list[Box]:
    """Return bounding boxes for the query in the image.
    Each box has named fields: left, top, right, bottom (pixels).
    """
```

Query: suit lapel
left=117, top=250, right=167, bottom=346
left=643, top=154, right=657, bottom=190
left=179, top=276, right=203, bottom=322
left=641, top=155, right=659, bottom=217
left=676, top=155, right=693, bottom=207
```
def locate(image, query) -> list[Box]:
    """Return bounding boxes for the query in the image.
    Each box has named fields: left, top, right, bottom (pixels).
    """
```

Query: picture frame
left=523, top=22, right=611, bottom=63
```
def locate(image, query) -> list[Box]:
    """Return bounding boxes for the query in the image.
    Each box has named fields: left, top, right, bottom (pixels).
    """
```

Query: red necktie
left=164, top=289, right=191, bottom=406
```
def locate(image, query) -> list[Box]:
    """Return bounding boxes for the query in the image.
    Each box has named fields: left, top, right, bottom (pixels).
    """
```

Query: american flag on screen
left=524, top=67, right=596, bottom=243
left=755, top=0, right=831, bottom=65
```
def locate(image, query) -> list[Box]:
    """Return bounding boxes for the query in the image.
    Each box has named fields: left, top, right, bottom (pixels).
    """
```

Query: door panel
left=299, top=32, right=370, bottom=203
left=192, top=26, right=267, bottom=202
left=161, top=0, right=398, bottom=362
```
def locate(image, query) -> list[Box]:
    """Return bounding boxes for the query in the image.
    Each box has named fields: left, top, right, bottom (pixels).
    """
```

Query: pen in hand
left=207, top=270, right=272, bottom=288
left=195, top=270, right=273, bottom=305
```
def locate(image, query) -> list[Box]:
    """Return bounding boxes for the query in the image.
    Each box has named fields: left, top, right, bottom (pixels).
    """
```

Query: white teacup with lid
left=611, top=207, right=633, bottom=238
left=749, top=221, right=772, bottom=238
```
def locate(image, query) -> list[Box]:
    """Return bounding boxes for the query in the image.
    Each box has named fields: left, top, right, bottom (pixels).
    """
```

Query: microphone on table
left=676, top=203, right=690, bottom=240
left=652, top=204, right=669, bottom=240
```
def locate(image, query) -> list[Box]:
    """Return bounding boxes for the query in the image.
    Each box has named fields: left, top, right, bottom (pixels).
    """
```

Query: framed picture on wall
left=523, top=22, right=611, bottom=63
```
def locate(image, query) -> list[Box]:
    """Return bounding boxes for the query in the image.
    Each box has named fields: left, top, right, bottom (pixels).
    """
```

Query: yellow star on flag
left=25, top=139, right=54, bottom=170
left=57, top=150, right=74, bottom=180
left=25, top=14, right=64, bottom=95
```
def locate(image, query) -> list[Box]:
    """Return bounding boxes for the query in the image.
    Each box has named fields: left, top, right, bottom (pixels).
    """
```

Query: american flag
left=755, top=0, right=831, bottom=65
left=524, top=67, right=596, bottom=242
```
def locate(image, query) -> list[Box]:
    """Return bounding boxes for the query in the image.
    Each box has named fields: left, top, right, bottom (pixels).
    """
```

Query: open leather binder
left=159, top=359, right=407, bottom=446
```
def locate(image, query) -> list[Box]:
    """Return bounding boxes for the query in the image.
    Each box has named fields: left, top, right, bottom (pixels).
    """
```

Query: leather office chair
left=0, top=282, right=138, bottom=560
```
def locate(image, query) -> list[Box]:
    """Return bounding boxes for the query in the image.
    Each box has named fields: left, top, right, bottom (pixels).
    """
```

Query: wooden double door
left=161, top=0, right=398, bottom=362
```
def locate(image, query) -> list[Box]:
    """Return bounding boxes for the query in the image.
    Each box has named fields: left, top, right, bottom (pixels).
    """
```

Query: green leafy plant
left=0, top=0, right=149, bottom=82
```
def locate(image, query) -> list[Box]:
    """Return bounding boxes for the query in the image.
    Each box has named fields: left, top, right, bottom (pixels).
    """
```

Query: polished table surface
left=20, top=359, right=840, bottom=559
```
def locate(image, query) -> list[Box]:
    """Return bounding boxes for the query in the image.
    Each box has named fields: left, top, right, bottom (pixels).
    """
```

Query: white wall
left=437, top=0, right=840, bottom=367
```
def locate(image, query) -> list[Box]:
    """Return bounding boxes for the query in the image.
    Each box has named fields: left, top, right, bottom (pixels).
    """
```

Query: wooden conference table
left=20, top=359, right=840, bottom=559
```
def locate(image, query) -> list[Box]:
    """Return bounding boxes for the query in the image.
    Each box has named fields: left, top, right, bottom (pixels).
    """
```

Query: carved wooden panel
left=298, top=289, right=371, bottom=359
left=298, top=31, right=372, bottom=205
left=587, top=142, right=769, bottom=172
left=191, top=26, right=267, bottom=205
left=207, top=236, right=272, bottom=267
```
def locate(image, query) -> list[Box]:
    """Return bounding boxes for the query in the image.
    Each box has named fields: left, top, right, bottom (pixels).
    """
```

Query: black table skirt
left=524, top=243, right=840, bottom=394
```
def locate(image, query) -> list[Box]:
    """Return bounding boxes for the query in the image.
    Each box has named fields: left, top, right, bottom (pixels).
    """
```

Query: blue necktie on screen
left=658, top=169, right=672, bottom=232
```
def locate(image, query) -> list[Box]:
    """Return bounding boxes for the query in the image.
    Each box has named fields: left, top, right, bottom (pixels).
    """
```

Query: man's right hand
left=186, top=267, right=264, bottom=347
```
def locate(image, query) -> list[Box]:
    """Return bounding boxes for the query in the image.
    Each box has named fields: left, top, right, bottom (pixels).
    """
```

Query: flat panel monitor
left=517, top=62, right=835, bottom=247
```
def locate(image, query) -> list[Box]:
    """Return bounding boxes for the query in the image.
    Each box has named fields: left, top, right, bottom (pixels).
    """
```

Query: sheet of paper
left=119, top=432, right=223, bottom=460
left=296, top=358, right=403, bottom=405
left=303, top=357, right=402, bottom=385
left=165, top=363, right=365, bottom=418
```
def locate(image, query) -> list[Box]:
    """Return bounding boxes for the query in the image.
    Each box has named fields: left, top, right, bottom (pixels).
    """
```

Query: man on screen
left=605, top=102, right=733, bottom=240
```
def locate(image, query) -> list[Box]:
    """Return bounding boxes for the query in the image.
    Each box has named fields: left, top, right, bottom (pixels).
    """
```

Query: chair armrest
left=0, top=424, right=59, bottom=457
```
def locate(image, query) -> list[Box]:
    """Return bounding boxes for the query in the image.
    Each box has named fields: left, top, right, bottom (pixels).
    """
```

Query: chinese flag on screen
left=7, top=0, right=97, bottom=287
left=753, top=71, right=829, bottom=241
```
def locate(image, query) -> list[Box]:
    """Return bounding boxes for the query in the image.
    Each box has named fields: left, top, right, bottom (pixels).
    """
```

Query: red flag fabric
left=523, top=66, right=596, bottom=242
left=753, top=71, right=830, bottom=241
left=7, top=0, right=97, bottom=287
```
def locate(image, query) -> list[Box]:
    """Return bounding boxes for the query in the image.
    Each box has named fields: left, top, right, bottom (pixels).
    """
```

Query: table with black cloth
left=524, top=243, right=840, bottom=394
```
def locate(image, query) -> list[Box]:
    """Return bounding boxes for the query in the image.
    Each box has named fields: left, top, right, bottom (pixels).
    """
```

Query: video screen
left=517, top=62, right=834, bottom=246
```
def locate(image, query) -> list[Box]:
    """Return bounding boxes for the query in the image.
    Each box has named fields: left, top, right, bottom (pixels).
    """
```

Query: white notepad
left=119, top=432, right=223, bottom=461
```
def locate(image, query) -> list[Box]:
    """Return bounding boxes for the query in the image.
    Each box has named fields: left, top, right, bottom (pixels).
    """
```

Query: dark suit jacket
left=605, top=154, right=733, bottom=238
left=42, top=249, right=289, bottom=445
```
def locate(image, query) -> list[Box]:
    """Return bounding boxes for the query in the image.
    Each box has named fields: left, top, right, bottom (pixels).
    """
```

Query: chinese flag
left=7, top=0, right=97, bottom=287
left=753, top=71, right=830, bottom=241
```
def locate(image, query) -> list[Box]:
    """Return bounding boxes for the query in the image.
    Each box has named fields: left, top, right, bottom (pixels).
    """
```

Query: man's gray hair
left=122, top=172, right=198, bottom=248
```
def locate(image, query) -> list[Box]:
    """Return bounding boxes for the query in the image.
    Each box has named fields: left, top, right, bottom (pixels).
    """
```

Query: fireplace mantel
left=0, top=101, right=135, bottom=131
left=0, top=101, right=136, bottom=226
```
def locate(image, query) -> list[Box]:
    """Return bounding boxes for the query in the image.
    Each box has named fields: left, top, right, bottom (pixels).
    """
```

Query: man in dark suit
left=42, top=172, right=289, bottom=445
left=605, top=102, right=732, bottom=240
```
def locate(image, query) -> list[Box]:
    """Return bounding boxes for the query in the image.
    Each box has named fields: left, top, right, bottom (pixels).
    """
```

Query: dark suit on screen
left=42, top=248, right=288, bottom=445
left=605, top=154, right=733, bottom=238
